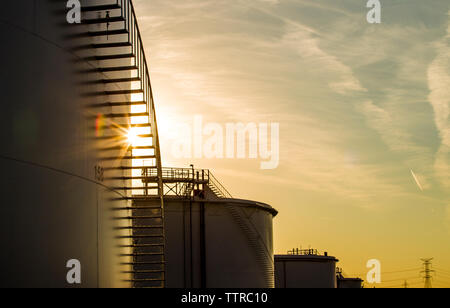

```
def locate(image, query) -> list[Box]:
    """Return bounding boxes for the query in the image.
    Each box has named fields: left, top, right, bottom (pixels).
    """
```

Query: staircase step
left=81, top=4, right=122, bottom=12
left=115, top=217, right=162, bottom=222
left=118, top=226, right=164, bottom=230
left=118, top=123, right=151, bottom=128
left=129, top=279, right=164, bottom=282
left=107, top=176, right=158, bottom=181
left=97, top=124, right=151, bottom=132
left=129, top=204, right=163, bottom=209
left=131, top=145, right=155, bottom=150
left=82, top=53, right=135, bottom=62
left=99, top=65, right=138, bottom=72
left=94, top=134, right=152, bottom=141
left=82, top=16, right=125, bottom=25
left=72, top=42, right=132, bottom=51
left=87, top=101, right=146, bottom=108
left=100, top=155, right=156, bottom=161
left=80, top=77, right=140, bottom=85
left=102, top=112, right=148, bottom=118
left=115, top=208, right=162, bottom=214
left=98, top=144, right=154, bottom=151
left=101, top=77, right=141, bottom=84
left=124, top=270, right=164, bottom=273
left=121, top=252, right=164, bottom=256
left=67, top=29, right=128, bottom=39
left=79, top=65, right=138, bottom=74
left=104, top=166, right=157, bottom=171
left=88, top=29, right=129, bottom=37
left=92, top=42, right=132, bottom=49
left=121, top=261, right=166, bottom=265
left=112, top=187, right=158, bottom=192
left=118, top=235, right=164, bottom=239
left=119, top=244, right=165, bottom=248
left=83, top=89, right=143, bottom=96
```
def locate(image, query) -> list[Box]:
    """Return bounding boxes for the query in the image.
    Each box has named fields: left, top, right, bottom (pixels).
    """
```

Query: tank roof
left=275, top=254, right=339, bottom=263
left=207, top=198, right=278, bottom=217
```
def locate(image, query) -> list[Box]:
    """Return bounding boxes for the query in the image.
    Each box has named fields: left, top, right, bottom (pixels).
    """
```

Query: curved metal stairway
left=75, top=0, right=165, bottom=288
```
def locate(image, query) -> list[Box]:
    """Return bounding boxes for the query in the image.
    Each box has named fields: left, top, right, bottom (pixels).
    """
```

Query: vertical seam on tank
left=32, top=0, right=36, bottom=33
left=96, top=186, right=100, bottom=288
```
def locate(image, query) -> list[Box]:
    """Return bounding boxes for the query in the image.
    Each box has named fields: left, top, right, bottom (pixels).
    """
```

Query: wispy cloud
left=427, top=15, right=450, bottom=189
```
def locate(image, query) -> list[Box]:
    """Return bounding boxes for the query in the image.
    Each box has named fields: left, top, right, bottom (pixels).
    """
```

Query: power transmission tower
left=421, top=258, right=434, bottom=288
left=403, top=280, right=408, bottom=288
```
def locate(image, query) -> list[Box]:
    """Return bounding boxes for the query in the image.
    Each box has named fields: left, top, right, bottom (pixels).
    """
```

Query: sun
left=127, top=128, right=139, bottom=146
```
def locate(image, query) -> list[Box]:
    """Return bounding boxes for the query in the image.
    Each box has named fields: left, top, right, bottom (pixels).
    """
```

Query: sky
left=133, top=0, right=450, bottom=288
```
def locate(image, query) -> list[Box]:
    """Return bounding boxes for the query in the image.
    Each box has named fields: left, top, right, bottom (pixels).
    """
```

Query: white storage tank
left=275, top=249, right=338, bottom=288
left=134, top=189, right=278, bottom=288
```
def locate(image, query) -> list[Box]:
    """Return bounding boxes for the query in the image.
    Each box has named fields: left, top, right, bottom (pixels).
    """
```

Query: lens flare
left=127, top=129, right=139, bottom=146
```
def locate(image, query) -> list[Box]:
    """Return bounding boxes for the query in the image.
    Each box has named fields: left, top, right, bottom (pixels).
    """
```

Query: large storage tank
left=0, top=0, right=150, bottom=287
left=275, top=250, right=338, bottom=288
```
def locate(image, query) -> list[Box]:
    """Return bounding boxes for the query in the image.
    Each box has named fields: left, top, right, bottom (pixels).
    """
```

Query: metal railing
left=288, top=248, right=319, bottom=256
left=113, top=0, right=164, bottom=199
left=140, top=167, right=232, bottom=199
left=209, top=172, right=233, bottom=199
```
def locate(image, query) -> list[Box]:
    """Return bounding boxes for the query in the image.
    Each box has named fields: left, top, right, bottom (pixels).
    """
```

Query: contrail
left=410, top=169, right=423, bottom=191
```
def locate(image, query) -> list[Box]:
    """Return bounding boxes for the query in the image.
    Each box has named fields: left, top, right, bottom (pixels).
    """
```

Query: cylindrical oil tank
left=135, top=196, right=278, bottom=288
left=275, top=254, right=338, bottom=288
left=0, top=0, right=137, bottom=287
left=337, top=278, right=363, bottom=288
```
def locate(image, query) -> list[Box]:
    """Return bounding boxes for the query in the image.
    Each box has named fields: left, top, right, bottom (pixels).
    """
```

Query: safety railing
left=288, top=248, right=319, bottom=256
left=115, top=0, right=164, bottom=199
left=140, top=167, right=232, bottom=199
left=209, top=172, right=233, bottom=199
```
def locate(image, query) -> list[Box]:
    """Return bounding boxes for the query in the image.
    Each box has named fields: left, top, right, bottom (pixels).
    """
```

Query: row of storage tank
left=157, top=192, right=363, bottom=288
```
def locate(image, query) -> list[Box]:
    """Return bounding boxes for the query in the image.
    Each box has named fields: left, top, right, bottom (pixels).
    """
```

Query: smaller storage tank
left=275, top=249, right=338, bottom=288
left=336, top=268, right=363, bottom=288
left=337, top=278, right=363, bottom=288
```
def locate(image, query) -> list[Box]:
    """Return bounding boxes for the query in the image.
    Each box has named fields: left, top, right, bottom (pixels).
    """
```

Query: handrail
left=115, top=0, right=165, bottom=200
left=209, top=172, right=233, bottom=198
left=140, top=167, right=232, bottom=198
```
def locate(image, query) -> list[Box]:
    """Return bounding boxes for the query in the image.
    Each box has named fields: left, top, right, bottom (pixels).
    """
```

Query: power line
left=350, top=267, right=422, bottom=277
left=433, top=281, right=450, bottom=288
left=434, top=279, right=450, bottom=284
left=352, top=262, right=450, bottom=288
left=383, top=281, right=423, bottom=288
left=435, top=268, right=450, bottom=275
left=434, top=276, right=450, bottom=283
left=381, top=276, right=421, bottom=283
left=378, top=278, right=423, bottom=288
left=435, top=271, right=450, bottom=279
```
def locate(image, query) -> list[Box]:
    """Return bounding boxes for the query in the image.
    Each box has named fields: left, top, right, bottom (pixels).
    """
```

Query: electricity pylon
left=421, top=258, right=434, bottom=288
